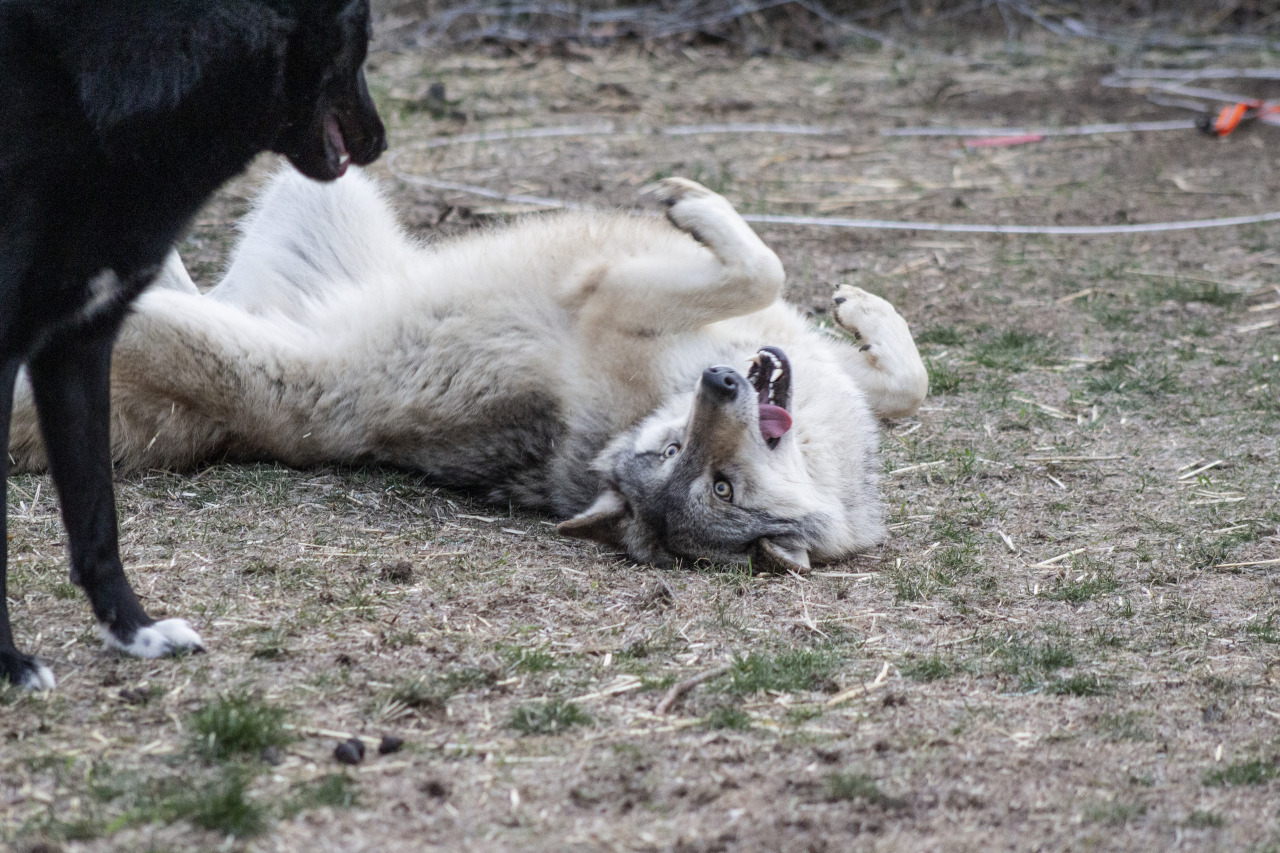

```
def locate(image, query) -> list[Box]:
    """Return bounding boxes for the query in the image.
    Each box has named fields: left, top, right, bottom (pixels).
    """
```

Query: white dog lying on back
left=9, top=171, right=927, bottom=572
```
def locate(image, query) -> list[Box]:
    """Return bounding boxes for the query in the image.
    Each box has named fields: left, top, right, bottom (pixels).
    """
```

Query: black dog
left=0, top=0, right=386, bottom=687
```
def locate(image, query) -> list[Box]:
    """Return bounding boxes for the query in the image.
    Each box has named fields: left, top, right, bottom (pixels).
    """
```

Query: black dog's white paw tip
left=101, top=618, right=205, bottom=659
left=21, top=662, right=57, bottom=691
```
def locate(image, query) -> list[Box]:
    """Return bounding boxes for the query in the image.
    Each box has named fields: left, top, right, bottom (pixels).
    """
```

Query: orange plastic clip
left=1212, top=102, right=1252, bottom=136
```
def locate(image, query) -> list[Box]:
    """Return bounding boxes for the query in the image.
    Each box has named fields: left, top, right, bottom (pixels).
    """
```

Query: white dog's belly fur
left=8, top=170, right=927, bottom=566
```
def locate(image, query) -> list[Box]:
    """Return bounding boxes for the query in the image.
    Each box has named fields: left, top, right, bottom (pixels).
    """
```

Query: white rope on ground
left=739, top=210, right=1280, bottom=235
left=385, top=123, right=1280, bottom=236
left=880, top=119, right=1197, bottom=137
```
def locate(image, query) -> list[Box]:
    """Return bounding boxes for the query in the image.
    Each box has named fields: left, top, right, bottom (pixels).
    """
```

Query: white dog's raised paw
left=100, top=618, right=205, bottom=659
left=832, top=285, right=912, bottom=351
left=642, top=176, right=717, bottom=205
left=643, top=177, right=746, bottom=250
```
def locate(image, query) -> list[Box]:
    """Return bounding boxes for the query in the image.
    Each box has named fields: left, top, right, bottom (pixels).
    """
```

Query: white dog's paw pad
left=101, top=619, right=205, bottom=659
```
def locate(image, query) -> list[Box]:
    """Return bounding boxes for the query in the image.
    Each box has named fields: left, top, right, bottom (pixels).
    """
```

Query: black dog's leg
left=0, top=356, right=57, bottom=688
left=27, top=328, right=203, bottom=659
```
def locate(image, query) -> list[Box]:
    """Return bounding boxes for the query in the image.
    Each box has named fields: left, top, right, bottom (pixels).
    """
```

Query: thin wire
left=881, top=119, right=1197, bottom=137
left=739, top=211, right=1280, bottom=235
left=386, top=123, right=1280, bottom=236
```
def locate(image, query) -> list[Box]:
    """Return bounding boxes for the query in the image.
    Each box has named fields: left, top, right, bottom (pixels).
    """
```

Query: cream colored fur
left=8, top=170, right=927, bottom=568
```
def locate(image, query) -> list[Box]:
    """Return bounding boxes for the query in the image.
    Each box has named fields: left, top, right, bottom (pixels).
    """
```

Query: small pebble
left=379, top=735, right=405, bottom=755
left=334, top=738, right=366, bottom=765
left=421, top=779, right=450, bottom=798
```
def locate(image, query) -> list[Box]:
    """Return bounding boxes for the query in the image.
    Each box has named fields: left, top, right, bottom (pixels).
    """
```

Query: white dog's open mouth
left=747, top=346, right=792, bottom=449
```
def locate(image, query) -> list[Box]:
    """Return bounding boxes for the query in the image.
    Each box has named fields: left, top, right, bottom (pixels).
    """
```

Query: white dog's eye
left=713, top=479, right=733, bottom=501
left=662, top=443, right=681, bottom=459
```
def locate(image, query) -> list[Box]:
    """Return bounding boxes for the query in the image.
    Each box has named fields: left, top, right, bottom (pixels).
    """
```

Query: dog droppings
left=334, top=738, right=366, bottom=765
left=378, top=560, right=415, bottom=583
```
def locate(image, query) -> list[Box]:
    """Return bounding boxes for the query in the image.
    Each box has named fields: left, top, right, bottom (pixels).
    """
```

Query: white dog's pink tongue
left=758, top=404, right=792, bottom=440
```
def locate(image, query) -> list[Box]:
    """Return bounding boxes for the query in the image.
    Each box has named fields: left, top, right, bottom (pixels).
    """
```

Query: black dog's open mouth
left=747, top=346, right=792, bottom=449
left=323, top=112, right=352, bottom=176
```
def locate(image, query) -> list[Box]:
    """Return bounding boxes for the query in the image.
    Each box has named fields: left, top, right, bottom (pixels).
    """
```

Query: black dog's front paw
left=0, top=648, right=56, bottom=690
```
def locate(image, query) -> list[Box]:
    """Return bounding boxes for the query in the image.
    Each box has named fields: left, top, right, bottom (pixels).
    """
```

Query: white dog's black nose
left=701, top=366, right=740, bottom=401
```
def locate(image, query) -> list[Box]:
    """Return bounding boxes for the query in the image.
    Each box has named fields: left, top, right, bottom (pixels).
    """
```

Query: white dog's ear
left=757, top=538, right=811, bottom=574
left=557, top=488, right=629, bottom=547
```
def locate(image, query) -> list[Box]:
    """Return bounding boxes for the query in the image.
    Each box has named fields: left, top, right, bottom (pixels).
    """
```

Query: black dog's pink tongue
left=324, top=113, right=350, bottom=172
left=759, top=403, right=792, bottom=440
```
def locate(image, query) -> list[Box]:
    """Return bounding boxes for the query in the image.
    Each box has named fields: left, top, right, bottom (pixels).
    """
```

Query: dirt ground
left=5, top=25, right=1280, bottom=853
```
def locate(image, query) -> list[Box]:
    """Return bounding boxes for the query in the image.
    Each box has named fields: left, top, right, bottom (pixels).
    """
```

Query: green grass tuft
left=508, top=700, right=593, bottom=735
left=1186, top=809, right=1226, bottom=828
left=1045, top=674, right=1110, bottom=696
left=162, top=771, right=269, bottom=838
left=283, top=774, right=359, bottom=817
left=1046, top=567, right=1118, bottom=604
left=902, top=654, right=956, bottom=682
left=916, top=325, right=965, bottom=346
left=823, top=772, right=908, bottom=809
left=973, top=329, right=1056, bottom=370
left=702, top=705, right=753, bottom=730
left=925, top=359, right=965, bottom=395
left=190, top=692, right=292, bottom=762
left=1083, top=799, right=1146, bottom=826
left=725, top=649, right=840, bottom=695
left=1203, top=757, right=1280, bottom=787
left=502, top=645, right=558, bottom=673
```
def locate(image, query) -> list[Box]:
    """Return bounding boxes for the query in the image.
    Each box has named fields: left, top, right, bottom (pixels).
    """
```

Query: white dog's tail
left=208, top=167, right=414, bottom=318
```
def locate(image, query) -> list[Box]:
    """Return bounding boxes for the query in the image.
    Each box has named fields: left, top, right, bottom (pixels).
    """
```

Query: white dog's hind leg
left=99, top=618, right=204, bottom=659
left=831, top=285, right=928, bottom=418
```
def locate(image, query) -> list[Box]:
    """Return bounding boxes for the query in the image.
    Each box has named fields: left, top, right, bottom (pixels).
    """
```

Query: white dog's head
left=559, top=346, right=884, bottom=571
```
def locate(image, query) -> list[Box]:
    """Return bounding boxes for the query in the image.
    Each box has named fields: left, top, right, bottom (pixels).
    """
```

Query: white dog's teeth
left=770, top=367, right=783, bottom=382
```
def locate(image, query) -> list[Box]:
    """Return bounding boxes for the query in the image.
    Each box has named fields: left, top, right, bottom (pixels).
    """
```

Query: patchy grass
left=1186, top=809, right=1227, bottom=829
left=508, top=700, right=593, bottom=735
left=163, top=771, right=269, bottom=838
left=1203, top=757, right=1280, bottom=788
left=902, top=653, right=959, bottom=683
left=284, top=774, right=360, bottom=816
left=823, top=772, right=908, bottom=810
left=190, top=693, right=293, bottom=762
left=724, top=649, right=840, bottom=695
left=702, top=704, right=753, bottom=730
left=7, top=28, right=1280, bottom=853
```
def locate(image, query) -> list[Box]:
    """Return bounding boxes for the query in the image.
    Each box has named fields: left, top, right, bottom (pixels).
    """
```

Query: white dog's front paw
left=100, top=618, right=205, bottom=659
left=832, top=285, right=914, bottom=352
left=645, top=177, right=737, bottom=244
left=832, top=285, right=928, bottom=417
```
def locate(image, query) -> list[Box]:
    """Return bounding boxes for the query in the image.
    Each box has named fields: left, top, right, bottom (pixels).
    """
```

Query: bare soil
left=4, top=30, right=1280, bottom=853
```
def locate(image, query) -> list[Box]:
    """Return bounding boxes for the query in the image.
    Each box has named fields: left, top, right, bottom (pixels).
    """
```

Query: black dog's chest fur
left=1, top=2, right=291, bottom=344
